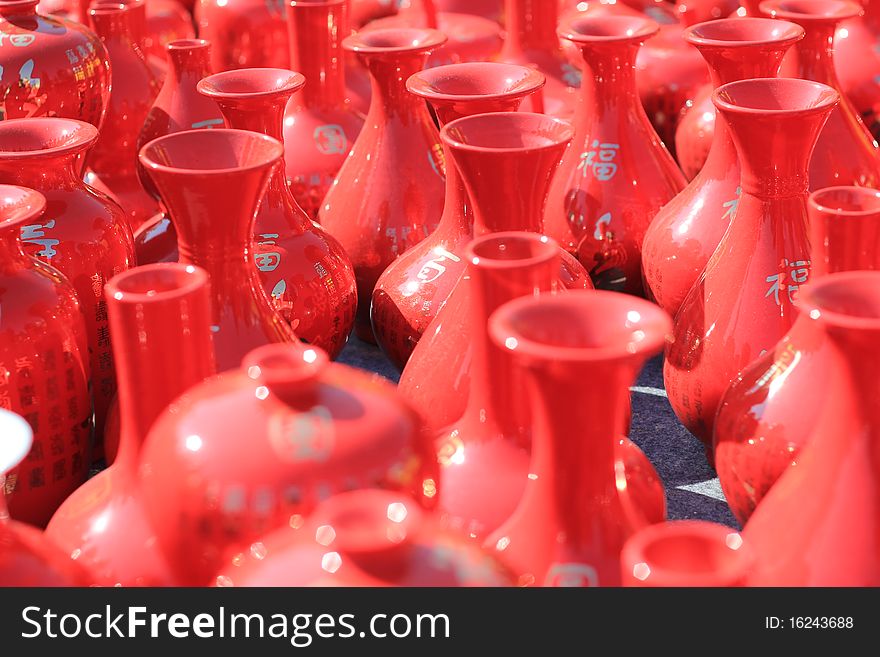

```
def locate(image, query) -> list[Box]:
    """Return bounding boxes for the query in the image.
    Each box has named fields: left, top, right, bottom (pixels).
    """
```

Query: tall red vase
left=744, top=271, right=880, bottom=585
left=0, top=185, right=91, bottom=527
left=835, top=0, right=880, bottom=140
left=195, top=0, right=288, bottom=72
left=370, top=62, right=546, bottom=371
left=545, top=14, right=686, bottom=295
left=319, top=28, right=447, bottom=343
left=642, top=18, right=804, bottom=319
left=46, top=263, right=215, bottom=586
left=398, top=112, right=592, bottom=436
left=762, top=0, right=880, bottom=188
left=714, top=185, right=880, bottom=524
left=485, top=291, right=671, bottom=587
left=0, top=0, right=110, bottom=127
left=198, top=68, right=358, bottom=359
left=0, top=118, right=134, bottom=449
left=138, top=343, right=438, bottom=586
left=664, top=78, right=838, bottom=452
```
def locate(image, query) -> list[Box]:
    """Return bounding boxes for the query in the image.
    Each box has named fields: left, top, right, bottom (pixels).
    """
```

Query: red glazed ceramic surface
left=545, top=14, right=686, bottom=295
left=138, top=343, right=438, bottom=585
left=664, top=78, right=838, bottom=451
left=350, top=0, right=397, bottom=27
left=140, top=0, right=195, bottom=61
left=198, top=67, right=358, bottom=359
left=642, top=18, right=804, bottom=319
left=834, top=0, right=880, bottom=140
left=195, top=0, right=288, bottom=72
left=319, top=27, right=447, bottom=343
left=0, top=185, right=90, bottom=527
left=677, top=0, right=742, bottom=24
left=46, top=263, right=216, bottom=586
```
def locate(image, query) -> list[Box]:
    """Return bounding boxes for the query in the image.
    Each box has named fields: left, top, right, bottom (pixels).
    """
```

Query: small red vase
left=284, top=0, right=365, bottom=219
left=0, top=410, right=92, bottom=586
left=835, top=0, right=880, bottom=140
left=485, top=291, right=671, bottom=587
left=140, top=129, right=299, bottom=370
left=370, top=62, right=545, bottom=371
left=744, top=271, right=880, bottom=585
left=319, top=27, right=447, bottom=343
left=714, top=185, right=880, bottom=524
left=643, top=18, right=804, bottom=319
left=762, top=0, right=880, bottom=189
left=138, top=343, right=438, bottom=586
left=198, top=68, right=358, bottom=359
left=398, top=112, right=592, bottom=435
left=46, top=263, right=215, bottom=586
left=195, top=0, right=288, bottom=72
left=0, top=118, right=135, bottom=449
left=0, top=186, right=91, bottom=527
left=87, top=1, right=162, bottom=231
left=621, top=521, right=754, bottom=586
left=0, top=0, right=110, bottom=128
left=545, top=15, right=686, bottom=295
left=213, top=489, right=514, bottom=586
left=664, top=78, right=838, bottom=451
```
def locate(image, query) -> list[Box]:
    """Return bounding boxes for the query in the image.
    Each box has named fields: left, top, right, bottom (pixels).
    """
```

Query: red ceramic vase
left=664, top=78, right=838, bottom=452
left=485, top=291, right=671, bottom=587
left=213, top=489, right=514, bottom=586
left=762, top=0, right=880, bottom=189
left=714, top=185, right=880, bottom=524
left=319, top=28, right=447, bottom=343
left=835, top=0, right=880, bottom=140
left=88, top=0, right=170, bottom=81
left=0, top=186, right=91, bottom=527
left=46, top=263, right=216, bottom=586
left=744, top=271, right=880, bottom=585
left=0, top=0, right=110, bottom=127
left=642, top=18, right=805, bottom=319
left=138, top=343, right=438, bottom=586
left=198, top=68, right=358, bottom=359
left=195, top=0, right=288, bottom=72
left=545, top=15, right=686, bottom=295
left=620, top=520, right=754, bottom=586
left=0, top=118, right=134, bottom=448
left=370, top=62, right=545, bottom=371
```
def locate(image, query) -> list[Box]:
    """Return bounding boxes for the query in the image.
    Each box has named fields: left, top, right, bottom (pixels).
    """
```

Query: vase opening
left=760, top=0, right=862, bottom=21
left=344, top=27, right=448, bottom=53
left=242, top=344, right=328, bottom=390
left=441, top=112, right=573, bottom=152
left=0, top=185, right=45, bottom=228
left=558, top=15, right=659, bottom=43
left=800, top=271, right=880, bottom=324
left=104, top=262, right=209, bottom=303
left=166, top=38, right=210, bottom=52
left=713, top=77, right=839, bottom=115
left=0, top=118, right=97, bottom=159
left=466, top=232, right=557, bottom=268
left=197, top=68, right=306, bottom=99
left=139, top=129, right=284, bottom=175
left=684, top=16, right=804, bottom=45
left=406, top=62, right=545, bottom=101
left=809, top=185, right=880, bottom=216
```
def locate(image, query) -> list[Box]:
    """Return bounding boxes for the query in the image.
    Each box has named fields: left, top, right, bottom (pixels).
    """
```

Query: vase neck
left=363, top=52, right=433, bottom=118
left=700, top=44, right=792, bottom=89
left=90, top=4, right=142, bottom=50
left=794, top=24, right=841, bottom=87
left=287, top=1, right=347, bottom=109
left=578, top=44, right=641, bottom=108
left=503, top=0, right=560, bottom=53
left=166, top=44, right=213, bottom=91
left=0, top=155, right=83, bottom=188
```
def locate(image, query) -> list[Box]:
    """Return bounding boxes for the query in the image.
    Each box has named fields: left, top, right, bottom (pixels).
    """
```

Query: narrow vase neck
left=90, top=7, right=142, bottom=49
left=166, top=47, right=213, bottom=90
left=0, top=155, right=84, bottom=188
left=579, top=44, right=641, bottom=109
left=794, top=25, right=841, bottom=87
left=364, top=53, right=433, bottom=118
left=288, top=3, right=347, bottom=109
left=503, top=0, right=560, bottom=53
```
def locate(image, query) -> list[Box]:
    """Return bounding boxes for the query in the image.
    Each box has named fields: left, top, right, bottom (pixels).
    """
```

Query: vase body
left=319, top=28, right=447, bottom=343
left=835, top=0, right=880, bottom=140
left=744, top=271, right=880, bottom=585
left=195, top=0, right=288, bottom=72
left=198, top=68, right=358, bottom=359
left=0, top=185, right=90, bottom=527
left=370, top=62, right=545, bottom=371
left=485, top=291, right=671, bottom=586
left=0, top=117, right=134, bottom=449
left=138, top=343, right=438, bottom=586
left=642, top=18, right=804, bottom=319
left=714, top=185, right=880, bottom=524
left=140, top=129, right=299, bottom=370
left=664, top=78, right=838, bottom=451
left=545, top=15, right=686, bottom=296
left=0, top=0, right=110, bottom=127
left=46, top=263, right=215, bottom=586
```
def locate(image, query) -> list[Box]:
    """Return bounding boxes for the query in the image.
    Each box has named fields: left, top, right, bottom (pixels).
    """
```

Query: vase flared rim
left=242, top=343, right=328, bottom=390
left=798, top=271, right=880, bottom=330
left=105, top=263, right=209, bottom=306
left=440, top=111, right=573, bottom=154
left=809, top=185, right=880, bottom=217
left=759, top=0, right=863, bottom=23
left=0, top=118, right=98, bottom=160
left=557, top=14, right=659, bottom=45
left=197, top=68, right=306, bottom=102
left=463, top=231, right=558, bottom=272
left=0, top=0, right=39, bottom=15
left=406, top=62, right=545, bottom=105
left=343, top=27, right=448, bottom=55
left=0, top=409, right=32, bottom=478
left=288, top=0, right=345, bottom=8
left=713, top=77, right=838, bottom=117
left=166, top=38, right=210, bottom=52
left=683, top=16, right=804, bottom=48
left=0, top=184, right=46, bottom=229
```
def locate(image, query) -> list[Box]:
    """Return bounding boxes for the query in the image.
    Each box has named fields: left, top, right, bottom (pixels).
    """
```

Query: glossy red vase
left=664, top=78, right=838, bottom=452
left=763, top=0, right=880, bottom=188
left=545, top=15, right=686, bottom=295
left=319, top=28, right=447, bottom=343
left=0, top=0, right=110, bottom=127
left=0, top=118, right=134, bottom=448
left=46, top=263, right=215, bottom=586
left=485, top=291, right=671, bottom=587
left=643, top=18, right=804, bottom=318
left=835, top=0, right=880, bottom=140
left=621, top=520, right=754, bottom=586
left=0, top=410, right=92, bottom=586
left=213, top=489, right=513, bottom=586
left=195, top=0, right=288, bottom=72
left=0, top=186, right=91, bottom=527
left=140, top=129, right=299, bottom=370
left=138, top=343, right=438, bottom=586
left=714, top=185, right=880, bottom=524
left=87, top=1, right=162, bottom=231
left=744, top=271, right=880, bottom=585
left=284, top=0, right=365, bottom=219
left=398, top=112, right=592, bottom=435
left=198, top=68, right=358, bottom=358
left=370, top=62, right=545, bottom=371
